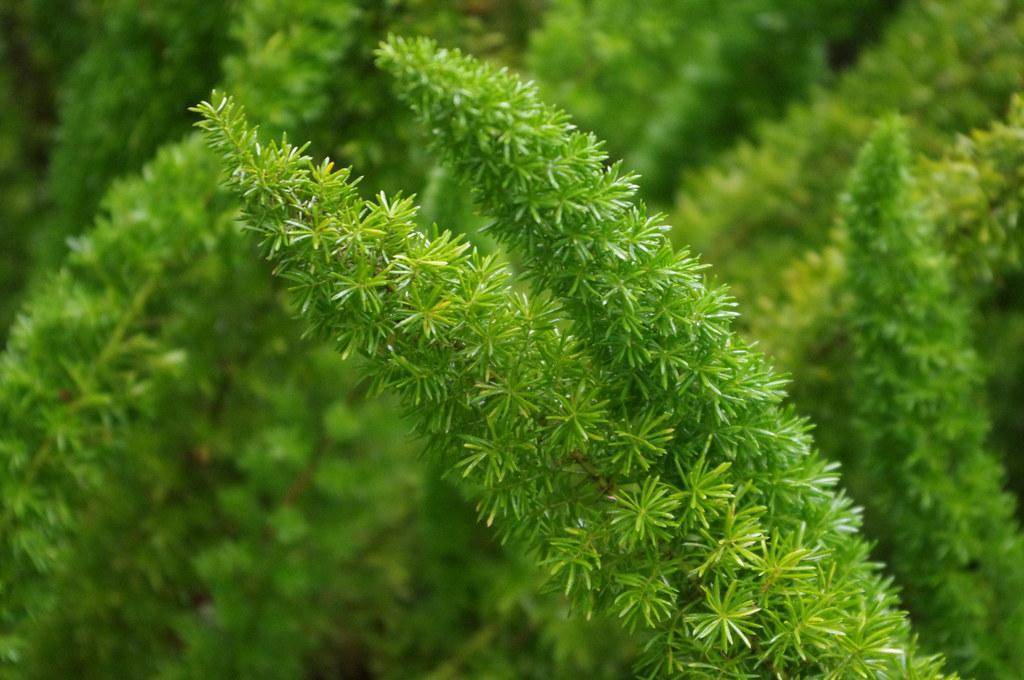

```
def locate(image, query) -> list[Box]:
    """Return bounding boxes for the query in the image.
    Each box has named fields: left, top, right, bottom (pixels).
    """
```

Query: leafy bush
left=2, top=2, right=1024, bottom=677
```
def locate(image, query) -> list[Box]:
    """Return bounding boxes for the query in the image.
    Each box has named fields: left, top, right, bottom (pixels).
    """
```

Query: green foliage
left=914, top=103, right=1024, bottom=503
left=527, top=0, right=895, bottom=201
left=0, top=0, right=92, bottom=85
left=4, top=2, right=1024, bottom=676
left=0, top=136, right=234, bottom=663
left=843, top=119, right=1024, bottom=676
left=222, top=0, right=540, bottom=193
left=675, top=0, right=1024, bottom=299
left=384, top=38, right=953, bottom=678
left=734, top=98, right=1024, bottom=527
left=39, top=0, right=235, bottom=267
left=918, top=95, right=1024, bottom=282
left=2, top=5, right=639, bottom=676
left=0, top=0, right=89, bottom=337
left=198, top=36, right=954, bottom=674
left=3, top=130, right=624, bottom=676
left=668, top=0, right=1024, bottom=528
left=7, top=0, right=536, bottom=340
left=0, top=35, right=37, bottom=337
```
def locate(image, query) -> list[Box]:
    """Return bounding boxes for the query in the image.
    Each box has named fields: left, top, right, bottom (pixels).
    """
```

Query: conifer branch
left=1, top=4, right=633, bottom=675
left=196, top=87, right=948, bottom=677
left=377, top=36, right=950, bottom=676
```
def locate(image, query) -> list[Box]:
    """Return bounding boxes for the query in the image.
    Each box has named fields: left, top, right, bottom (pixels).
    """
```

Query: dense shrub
left=2, top=2, right=1023, bottom=677
left=843, top=119, right=1024, bottom=675
left=671, top=0, right=1024, bottom=524
left=528, top=0, right=896, bottom=201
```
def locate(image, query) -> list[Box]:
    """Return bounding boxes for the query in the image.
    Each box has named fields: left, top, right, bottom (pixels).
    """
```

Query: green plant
left=5, top=4, right=1024, bottom=676
left=675, top=0, right=1024, bottom=297
left=1, top=5, right=638, bottom=676
left=0, top=0, right=90, bottom=337
left=194, top=36, right=955, bottom=674
left=40, top=0, right=234, bottom=266
left=0, top=135, right=234, bottom=664
left=527, top=0, right=895, bottom=201
left=734, top=98, right=1024, bottom=530
left=843, top=118, right=1024, bottom=676
left=669, top=0, right=1024, bottom=524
